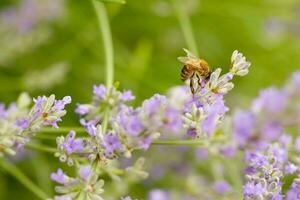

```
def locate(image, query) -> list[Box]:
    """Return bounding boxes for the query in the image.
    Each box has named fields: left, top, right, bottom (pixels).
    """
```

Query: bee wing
left=177, top=56, right=189, bottom=63
left=183, top=48, right=198, bottom=59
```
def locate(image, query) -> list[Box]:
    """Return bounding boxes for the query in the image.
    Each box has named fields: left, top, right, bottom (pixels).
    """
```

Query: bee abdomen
left=181, top=65, right=191, bottom=81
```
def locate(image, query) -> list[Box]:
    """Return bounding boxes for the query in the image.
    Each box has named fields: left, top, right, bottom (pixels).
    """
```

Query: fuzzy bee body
left=180, top=60, right=210, bottom=81
left=178, top=49, right=211, bottom=94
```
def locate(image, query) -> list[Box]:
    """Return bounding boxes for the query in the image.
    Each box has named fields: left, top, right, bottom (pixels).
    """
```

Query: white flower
left=230, top=50, right=251, bottom=76
left=182, top=104, right=206, bottom=131
left=207, top=68, right=234, bottom=94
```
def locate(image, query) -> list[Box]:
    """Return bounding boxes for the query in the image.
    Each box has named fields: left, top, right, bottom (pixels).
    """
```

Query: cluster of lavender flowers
left=51, top=157, right=147, bottom=200
left=51, top=166, right=105, bottom=200
left=55, top=85, right=182, bottom=165
left=243, top=143, right=286, bottom=199
left=53, top=50, right=251, bottom=167
left=242, top=137, right=300, bottom=200
left=176, top=49, right=251, bottom=139
left=0, top=93, right=70, bottom=156
left=48, top=49, right=251, bottom=199
left=233, top=71, right=300, bottom=150
left=228, top=71, right=300, bottom=199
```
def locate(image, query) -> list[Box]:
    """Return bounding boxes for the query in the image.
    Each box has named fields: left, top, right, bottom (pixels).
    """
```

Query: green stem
left=0, top=159, right=48, bottom=199
left=35, top=134, right=57, bottom=140
left=34, top=134, right=223, bottom=148
left=102, top=108, right=110, bottom=134
left=92, top=0, right=114, bottom=134
left=26, top=143, right=57, bottom=153
left=152, top=139, right=206, bottom=146
left=171, top=0, right=199, bottom=56
left=92, top=0, right=114, bottom=88
left=40, top=126, right=85, bottom=133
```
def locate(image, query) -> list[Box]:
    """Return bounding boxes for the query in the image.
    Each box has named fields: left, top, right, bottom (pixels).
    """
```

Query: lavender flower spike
left=51, top=167, right=105, bottom=200
left=230, top=50, right=251, bottom=76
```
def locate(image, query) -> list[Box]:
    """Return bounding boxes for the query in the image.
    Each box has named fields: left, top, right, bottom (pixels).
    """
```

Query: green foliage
left=97, top=0, right=126, bottom=4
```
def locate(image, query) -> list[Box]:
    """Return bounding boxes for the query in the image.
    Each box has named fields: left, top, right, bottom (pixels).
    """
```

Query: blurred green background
left=0, top=0, right=300, bottom=199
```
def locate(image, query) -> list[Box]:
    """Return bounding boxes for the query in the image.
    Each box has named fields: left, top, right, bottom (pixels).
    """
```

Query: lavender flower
left=243, top=182, right=266, bottom=199
left=183, top=95, right=228, bottom=138
left=102, top=132, right=122, bottom=158
left=213, top=181, right=232, bottom=195
left=55, top=131, right=85, bottom=166
left=51, top=166, right=105, bottom=200
left=177, top=49, right=251, bottom=139
left=207, top=69, right=234, bottom=94
left=0, top=93, right=70, bottom=156
left=148, top=189, right=170, bottom=200
left=252, top=87, right=287, bottom=114
left=295, top=137, right=300, bottom=152
left=286, top=182, right=300, bottom=200
left=75, top=104, right=92, bottom=115
left=115, top=106, right=144, bottom=136
left=31, top=95, right=71, bottom=129
left=51, top=168, right=68, bottom=184
left=243, top=144, right=286, bottom=200
left=93, top=84, right=106, bottom=99
left=230, top=50, right=251, bottom=76
left=120, top=197, right=130, bottom=200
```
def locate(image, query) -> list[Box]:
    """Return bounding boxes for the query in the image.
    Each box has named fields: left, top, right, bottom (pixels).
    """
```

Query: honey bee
left=178, top=49, right=212, bottom=94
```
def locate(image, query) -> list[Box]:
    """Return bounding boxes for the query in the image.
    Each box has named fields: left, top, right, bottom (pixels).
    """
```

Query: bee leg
left=190, top=73, right=195, bottom=94
left=196, top=74, right=202, bottom=89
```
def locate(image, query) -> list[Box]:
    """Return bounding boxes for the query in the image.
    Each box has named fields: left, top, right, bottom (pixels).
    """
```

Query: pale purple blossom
left=187, top=128, right=197, bottom=138
left=141, top=94, right=167, bottom=116
left=213, top=181, right=232, bottom=194
left=295, top=137, right=300, bottom=152
left=51, top=168, right=67, bottom=184
left=75, top=104, right=91, bottom=115
left=286, top=183, right=300, bottom=200
left=138, top=136, right=153, bottom=150
left=163, top=108, right=182, bottom=133
left=79, top=166, right=92, bottom=181
left=219, top=145, right=236, bottom=158
left=195, top=148, right=209, bottom=160
left=252, top=87, right=287, bottom=114
left=0, top=104, right=6, bottom=118
left=122, top=90, right=135, bottom=101
left=80, top=119, right=98, bottom=137
left=285, top=162, right=297, bottom=174
left=291, top=71, right=300, bottom=88
left=202, top=96, right=228, bottom=135
left=102, top=133, right=122, bottom=157
left=121, top=197, right=132, bottom=200
left=16, top=118, right=29, bottom=129
left=93, top=84, right=106, bottom=99
left=53, top=96, right=71, bottom=111
left=233, top=111, right=255, bottom=147
left=261, top=122, right=283, bottom=140
left=148, top=189, right=170, bottom=200
left=116, top=107, right=144, bottom=136
left=62, top=131, right=84, bottom=155
left=243, top=182, right=265, bottom=198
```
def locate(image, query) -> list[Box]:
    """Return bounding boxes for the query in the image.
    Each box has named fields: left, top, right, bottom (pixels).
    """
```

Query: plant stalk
left=0, top=159, right=48, bottom=199
left=171, top=0, right=199, bottom=56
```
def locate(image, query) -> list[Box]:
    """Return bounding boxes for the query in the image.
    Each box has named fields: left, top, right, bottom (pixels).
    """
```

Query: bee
left=178, top=49, right=212, bottom=94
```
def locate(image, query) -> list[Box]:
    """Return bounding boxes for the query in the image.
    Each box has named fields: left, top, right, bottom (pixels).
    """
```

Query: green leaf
left=96, top=0, right=126, bottom=4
